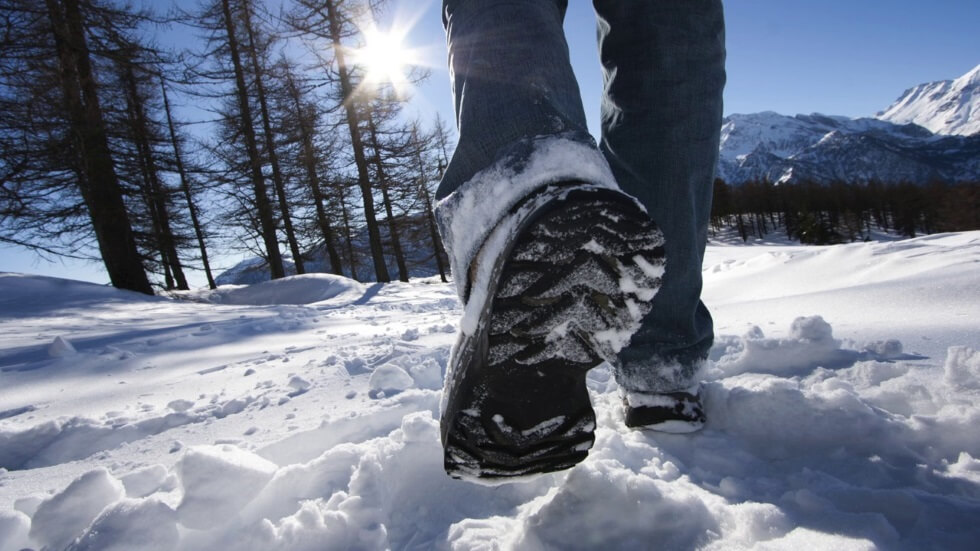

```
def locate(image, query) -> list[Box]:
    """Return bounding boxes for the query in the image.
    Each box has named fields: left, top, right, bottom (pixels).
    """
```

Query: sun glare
left=350, top=26, right=419, bottom=94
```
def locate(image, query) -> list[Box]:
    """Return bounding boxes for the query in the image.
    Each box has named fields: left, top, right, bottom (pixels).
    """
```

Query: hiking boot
left=623, top=388, right=706, bottom=433
left=440, top=184, right=665, bottom=483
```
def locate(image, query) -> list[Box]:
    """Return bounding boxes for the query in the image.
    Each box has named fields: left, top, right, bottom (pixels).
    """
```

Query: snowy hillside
left=2, top=232, right=980, bottom=550
left=217, top=213, right=448, bottom=286
left=877, top=64, right=980, bottom=136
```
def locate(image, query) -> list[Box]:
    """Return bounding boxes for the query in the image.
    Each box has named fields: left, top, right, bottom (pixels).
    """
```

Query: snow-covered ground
left=1, top=232, right=979, bottom=550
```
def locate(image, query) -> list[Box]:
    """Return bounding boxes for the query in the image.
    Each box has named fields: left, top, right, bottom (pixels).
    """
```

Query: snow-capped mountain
left=876, top=64, right=980, bottom=136
left=717, top=65, right=980, bottom=185
left=717, top=112, right=979, bottom=185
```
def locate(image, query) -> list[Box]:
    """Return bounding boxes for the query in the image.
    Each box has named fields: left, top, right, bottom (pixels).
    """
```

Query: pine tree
left=238, top=0, right=304, bottom=274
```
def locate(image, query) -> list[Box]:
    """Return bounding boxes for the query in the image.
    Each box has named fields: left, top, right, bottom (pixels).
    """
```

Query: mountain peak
left=876, top=64, right=980, bottom=136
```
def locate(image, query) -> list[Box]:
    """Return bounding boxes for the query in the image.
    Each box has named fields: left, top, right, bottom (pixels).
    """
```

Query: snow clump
left=176, top=445, right=278, bottom=529
left=28, top=468, right=125, bottom=550
left=368, top=363, right=415, bottom=398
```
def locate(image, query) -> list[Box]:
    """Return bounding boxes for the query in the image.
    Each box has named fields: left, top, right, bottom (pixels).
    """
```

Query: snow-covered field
left=1, top=231, right=978, bottom=550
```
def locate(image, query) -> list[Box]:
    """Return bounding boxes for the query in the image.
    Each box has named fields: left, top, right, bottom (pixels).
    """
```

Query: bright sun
left=350, top=27, right=417, bottom=92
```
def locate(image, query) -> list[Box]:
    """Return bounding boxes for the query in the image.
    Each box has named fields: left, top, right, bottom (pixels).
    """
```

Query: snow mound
left=944, top=346, right=980, bottom=389
left=0, top=510, right=30, bottom=551
left=120, top=465, right=175, bottom=499
left=29, top=468, right=125, bottom=550
left=208, top=274, right=365, bottom=306
left=176, top=445, right=278, bottom=529
left=0, top=272, right=160, bottom=317
left=368, top=363, right=415, bottom=398
left=68, top=498, right=178, bottom=551
left=712, top=316, right=862, bottom=376
left=47, top=336, right=77, bottom=357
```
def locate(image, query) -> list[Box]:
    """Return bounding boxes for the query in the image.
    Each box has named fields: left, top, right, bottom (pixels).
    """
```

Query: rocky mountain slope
left=876, top=64, right=980, bottom=136
left=719, top=65, right=980, bottom=185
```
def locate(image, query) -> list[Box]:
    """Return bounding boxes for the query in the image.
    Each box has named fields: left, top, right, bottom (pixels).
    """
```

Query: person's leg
left=592, top=0, right=726, bottom=395
left=436, top=0, right=621, bottom=300
left=438, top=0, right=591, bottom=198
left=437, top=0, right=668, bottom=481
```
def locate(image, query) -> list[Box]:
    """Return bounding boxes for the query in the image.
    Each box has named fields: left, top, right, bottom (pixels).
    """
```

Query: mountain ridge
left=876, top=64, right=980, bottom=136
left=718, top=65, right=980, bottom=185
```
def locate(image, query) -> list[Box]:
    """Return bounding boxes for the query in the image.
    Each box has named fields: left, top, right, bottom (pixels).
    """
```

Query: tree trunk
left=337, top=181, right=358, bottom=281
left=413, top=135, right=447, bottom=283
left=366, top=115, right=409, bottom=282
left=161, top=78, right=216, bottom=289
left=122, top=62, right=188, bottom=290
left=220, top=0, right=284, bottom=279
left=284, top=69, right=343, bottom=276
left=240, top=1, right=304, bottom=274
left=45, top=0, right=153, bottom=294
left=324, top=0, right=389, bottom=282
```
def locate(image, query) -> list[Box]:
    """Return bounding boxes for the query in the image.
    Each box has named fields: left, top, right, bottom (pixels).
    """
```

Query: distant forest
left=711, top=180, right=980, bottom=245
left=0, top=0, right=451, bottom=294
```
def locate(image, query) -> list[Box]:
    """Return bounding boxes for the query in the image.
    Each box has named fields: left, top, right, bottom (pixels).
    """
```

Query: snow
left=877, top=64, right=980, bottom=136
left=175, top=445, right=278, bottom=529
left=435, top=135, right=619, bottom=300
left=28, top=468, right=125, bottom=550
left=186, top=273, right=366, bottom=306
left=2, top=231, right=980, bottom=549
left=67, top=498, right=179, bottom=551
left=47, top=336, right=76, bottom=358
left=368, top=364, right=415, bottom=398
left=716, top=109, right=976, bottom=185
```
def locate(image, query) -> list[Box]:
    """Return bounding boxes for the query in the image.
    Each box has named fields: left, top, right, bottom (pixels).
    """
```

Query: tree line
left=711, top=179, right=979, bottom=245
left=0, top=0, right=451, bottom=294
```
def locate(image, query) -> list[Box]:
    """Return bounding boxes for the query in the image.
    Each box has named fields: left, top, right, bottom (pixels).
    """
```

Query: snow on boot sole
left=624, top=390, right=706, bottom=433
left=441, top=187, right=665, bottom=482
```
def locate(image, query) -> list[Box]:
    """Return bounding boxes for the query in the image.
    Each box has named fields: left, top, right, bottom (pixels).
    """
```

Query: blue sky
left=3, top=0, right=979, bottom=286
left=401, top=0, right=980, bottom=137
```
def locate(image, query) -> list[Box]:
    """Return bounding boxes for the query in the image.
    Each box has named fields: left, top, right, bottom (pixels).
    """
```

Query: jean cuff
left=434, top=134, right=619, bottom=301
left=615, top=356, right=707, bottom=394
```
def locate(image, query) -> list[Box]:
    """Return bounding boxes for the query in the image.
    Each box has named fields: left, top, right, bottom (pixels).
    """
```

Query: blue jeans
left=437, top=0, right=726, bottom=393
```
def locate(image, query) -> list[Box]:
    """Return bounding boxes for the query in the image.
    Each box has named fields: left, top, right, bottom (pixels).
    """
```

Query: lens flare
left=349, top=23, right=421, bottom=98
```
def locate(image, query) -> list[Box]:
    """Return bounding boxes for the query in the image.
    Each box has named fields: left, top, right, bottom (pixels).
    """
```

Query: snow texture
left=1, top=231, right=979, bottom=550
left=176, top=445, right=278, bottom=529
left=28, top=468, right=125, bottom=550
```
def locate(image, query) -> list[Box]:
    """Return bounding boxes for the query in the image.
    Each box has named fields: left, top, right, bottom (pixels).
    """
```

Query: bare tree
left=239, top=0, right=304, bottom=273
left=288, top=0, right=390, bottom=282
left=160, top=76, right=216, bottom=289
left=278, top=59, right=345, bottom=275
left=217, top=0, right=285, bottom=278
left=0, top=0, right=154, bottom=293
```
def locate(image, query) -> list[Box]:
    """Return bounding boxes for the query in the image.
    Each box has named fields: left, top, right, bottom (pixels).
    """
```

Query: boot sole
left=442, top=188, right=665, bottom=482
